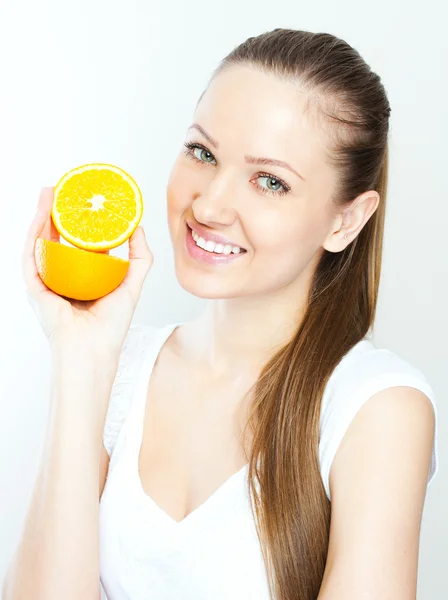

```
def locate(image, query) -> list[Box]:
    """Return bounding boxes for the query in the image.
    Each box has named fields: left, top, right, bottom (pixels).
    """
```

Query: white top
left=99, top=322, right=438, bottom=600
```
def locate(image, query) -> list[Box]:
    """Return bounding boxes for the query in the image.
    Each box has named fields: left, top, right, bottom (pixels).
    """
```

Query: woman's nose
left=191, top=171, right=238, bottom=227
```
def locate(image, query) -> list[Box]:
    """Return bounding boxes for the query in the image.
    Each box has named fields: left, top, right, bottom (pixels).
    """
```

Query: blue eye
left=183, top=141, right=291, bottom=198
left=187, top=146, right=217, bottom=163
left=256, top=175, right=288, bottom=194
left=184, top=143, right=216, bottom=165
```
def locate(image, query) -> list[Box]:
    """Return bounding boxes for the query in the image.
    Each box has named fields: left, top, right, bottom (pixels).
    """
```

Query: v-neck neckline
left=136, top=459, right=249, bottom=530
left=129, top=322, right=250, bottom=532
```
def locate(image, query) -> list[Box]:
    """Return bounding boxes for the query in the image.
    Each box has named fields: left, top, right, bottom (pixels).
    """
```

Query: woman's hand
left=22, top=187, right=154, bottom=358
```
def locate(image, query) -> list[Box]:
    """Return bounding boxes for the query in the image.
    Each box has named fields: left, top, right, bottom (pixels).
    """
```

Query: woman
left=5, top=28, right=437, bottom=600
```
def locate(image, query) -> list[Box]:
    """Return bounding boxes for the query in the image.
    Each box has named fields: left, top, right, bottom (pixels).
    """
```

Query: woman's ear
left=323, top=191, right=380, bottom=253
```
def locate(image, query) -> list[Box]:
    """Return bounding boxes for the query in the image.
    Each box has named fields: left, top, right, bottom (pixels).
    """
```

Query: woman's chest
left=138, top=348, right=255, bottom=522
left=99, top=325, right=271, bottom=599
left=99, top=464, right=270, bottom=600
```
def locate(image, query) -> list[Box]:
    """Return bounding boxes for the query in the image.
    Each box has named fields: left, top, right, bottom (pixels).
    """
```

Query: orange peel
left=35, top=238, right=129, bottom=301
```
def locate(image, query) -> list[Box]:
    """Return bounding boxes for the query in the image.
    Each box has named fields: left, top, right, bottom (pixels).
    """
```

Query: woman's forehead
left=193, top=67, right=331, bottom=181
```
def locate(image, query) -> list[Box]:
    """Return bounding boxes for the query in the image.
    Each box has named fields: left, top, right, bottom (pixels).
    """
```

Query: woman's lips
left=186, top=218, right=246, bottom=250
left=184, top=223, right=247, bottom=265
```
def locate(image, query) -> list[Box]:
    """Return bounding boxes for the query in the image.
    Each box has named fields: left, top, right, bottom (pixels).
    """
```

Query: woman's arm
left=2, top=355, right=116, bottom=600
left=3, top=186, right=152, bottom=600
left=317, top=385, right=435, bottom=600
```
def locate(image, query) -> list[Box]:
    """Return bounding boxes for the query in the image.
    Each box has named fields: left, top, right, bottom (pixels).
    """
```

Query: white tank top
left=99, top=322, right=438, bottom=600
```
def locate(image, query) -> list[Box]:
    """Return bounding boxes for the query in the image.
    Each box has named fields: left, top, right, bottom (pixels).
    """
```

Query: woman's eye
left=184, top=142, right=216, bottom=165
left=257, top=176, right=285, bottom=192
left=254, top=174, right=290, bottom=196
left=196, top=147, right=215, bottom=163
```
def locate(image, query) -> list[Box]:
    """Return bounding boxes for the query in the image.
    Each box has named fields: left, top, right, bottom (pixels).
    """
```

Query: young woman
left=5, top=28, right=437, bottom=600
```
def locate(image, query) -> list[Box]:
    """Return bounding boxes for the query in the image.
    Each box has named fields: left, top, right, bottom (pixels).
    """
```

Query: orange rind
left=35, top=238, right=129, bottom=301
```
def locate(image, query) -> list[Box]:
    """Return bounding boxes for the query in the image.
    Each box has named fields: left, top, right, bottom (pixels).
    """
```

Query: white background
left=0, top=0, right=446, bottom=597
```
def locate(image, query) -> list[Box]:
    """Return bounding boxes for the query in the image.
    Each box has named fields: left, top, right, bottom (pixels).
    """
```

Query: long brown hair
left=206, top=29, right=391, bottom=599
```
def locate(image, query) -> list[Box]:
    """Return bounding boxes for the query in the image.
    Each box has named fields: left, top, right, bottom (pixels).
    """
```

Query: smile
left=184, top=223, right=247, bottom=265
left=190, top=227, right=245, bottom=255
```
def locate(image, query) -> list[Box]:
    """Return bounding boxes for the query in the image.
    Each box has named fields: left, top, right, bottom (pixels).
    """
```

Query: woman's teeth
left=191, top=228, right=243, bottom=255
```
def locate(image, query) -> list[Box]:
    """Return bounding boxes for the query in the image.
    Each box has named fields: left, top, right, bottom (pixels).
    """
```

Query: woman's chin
left=172, top=266, right=239, bottom=299
left=174, top=273, right=234, bottom=299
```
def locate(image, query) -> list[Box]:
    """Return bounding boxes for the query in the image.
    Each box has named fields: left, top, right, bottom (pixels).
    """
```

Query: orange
left=51, top=163, right=143, bottom=251
left=35, top=238, right=130, bottom=301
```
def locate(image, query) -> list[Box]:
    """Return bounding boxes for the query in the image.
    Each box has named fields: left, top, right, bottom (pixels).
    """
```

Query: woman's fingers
left=45, top=212, right=60, bottom=243
left=39, top=187, right=59, bottom=242
left=23, top=190, right=150, bottom=309
left=121, top=226, right=154, bottom=301
left=22, top=187, right=55, bottom=296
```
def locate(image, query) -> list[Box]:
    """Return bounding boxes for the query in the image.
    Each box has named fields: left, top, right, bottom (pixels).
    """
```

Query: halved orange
left=35, top=238, right=130, bottom=301
left=51, top=163, right=143, bottom=251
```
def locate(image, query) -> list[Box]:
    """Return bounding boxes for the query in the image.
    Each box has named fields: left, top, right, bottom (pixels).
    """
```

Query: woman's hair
left=207, top=29, right=391, bottom=600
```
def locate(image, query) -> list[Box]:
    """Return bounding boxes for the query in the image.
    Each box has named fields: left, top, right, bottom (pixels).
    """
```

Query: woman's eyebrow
left=187, top=123, right=306, bottom=182
left=244, top=155, right=305, bottom=181
left=188, top=123, right=220, bottom=148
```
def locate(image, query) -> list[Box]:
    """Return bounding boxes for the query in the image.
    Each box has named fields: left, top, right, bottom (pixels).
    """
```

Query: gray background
left=0, top=0, right=446, bottom=597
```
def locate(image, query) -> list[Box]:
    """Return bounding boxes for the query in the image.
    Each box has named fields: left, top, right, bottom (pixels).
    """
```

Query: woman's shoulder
left=121, top=321, right=162, bottom=348
left=102, top=322, right=177, bottom=457
left=319, top=337, right=438, bottom=500
left=323, top=337, right=436, bottom=408
left=118, top=321, right=179, bottom=359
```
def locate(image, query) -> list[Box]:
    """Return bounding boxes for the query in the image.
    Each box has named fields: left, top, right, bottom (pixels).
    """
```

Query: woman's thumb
left=123, top=226, right=154, bottom=299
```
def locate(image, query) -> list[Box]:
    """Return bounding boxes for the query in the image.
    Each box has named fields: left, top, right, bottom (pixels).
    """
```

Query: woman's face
left=166, top=65, right=339, bottom=300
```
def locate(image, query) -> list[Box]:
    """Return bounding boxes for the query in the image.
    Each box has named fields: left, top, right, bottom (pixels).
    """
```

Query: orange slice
left=35, top=238, right=130, bottom=301
left=51, top=163, right=143, bottom=251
